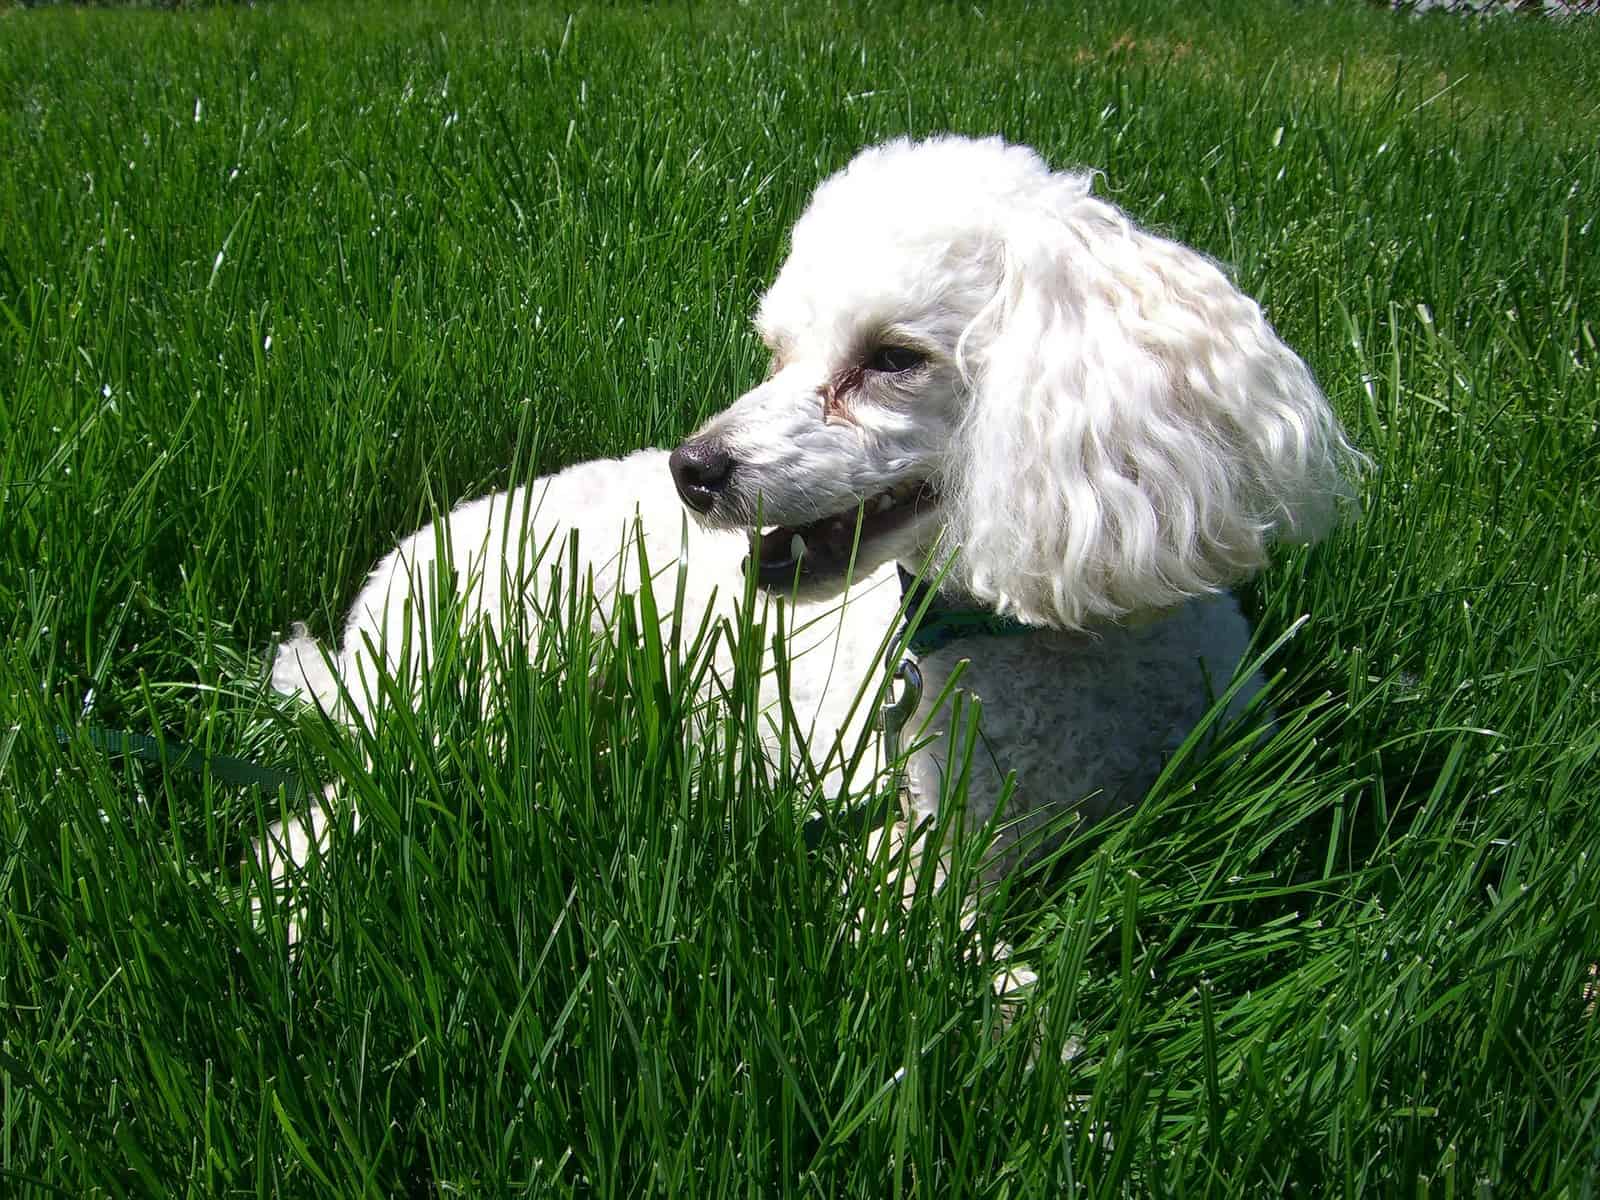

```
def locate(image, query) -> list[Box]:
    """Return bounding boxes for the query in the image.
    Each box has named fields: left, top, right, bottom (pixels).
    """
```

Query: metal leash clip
left=879, top=656, right=923, bottom=811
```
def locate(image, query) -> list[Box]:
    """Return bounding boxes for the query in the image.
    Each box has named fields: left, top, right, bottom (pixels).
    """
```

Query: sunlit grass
left=2, top=1, right=1597, bottom=1194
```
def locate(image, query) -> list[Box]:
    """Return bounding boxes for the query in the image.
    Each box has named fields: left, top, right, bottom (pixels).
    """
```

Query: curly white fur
left=680, top=136, right=1355, bottom=628
left=272, top=134, right=1358, bottom=890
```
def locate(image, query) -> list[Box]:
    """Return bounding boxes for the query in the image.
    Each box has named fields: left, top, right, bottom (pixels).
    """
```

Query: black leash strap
left=55, top=724, right=307, bottom=800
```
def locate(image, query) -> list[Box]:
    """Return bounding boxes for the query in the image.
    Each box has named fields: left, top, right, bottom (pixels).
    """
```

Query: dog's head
left=671, top=135, right=1360, bottom=628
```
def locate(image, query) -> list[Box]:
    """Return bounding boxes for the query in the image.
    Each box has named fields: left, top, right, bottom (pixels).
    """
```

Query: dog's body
left=894, top=591, right=1261, bottom=868
left=271, top=135, right=1356, bottom=884
left=272, top=447, right=903, bottom=789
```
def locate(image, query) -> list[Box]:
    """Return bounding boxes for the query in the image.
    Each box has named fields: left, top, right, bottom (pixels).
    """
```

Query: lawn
left=2, top=0, right=1598, bottom=1194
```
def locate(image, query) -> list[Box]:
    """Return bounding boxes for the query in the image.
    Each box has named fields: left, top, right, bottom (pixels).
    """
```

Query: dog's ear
left=944, top=174, right=1360, bottom=630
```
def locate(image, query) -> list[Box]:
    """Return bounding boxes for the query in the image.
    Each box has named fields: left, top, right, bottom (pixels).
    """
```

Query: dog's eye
left=865, top=345, right=925, bottom=374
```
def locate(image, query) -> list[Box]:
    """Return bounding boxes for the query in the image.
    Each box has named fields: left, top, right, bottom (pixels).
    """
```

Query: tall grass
left=2, top=1, right=1597, bottom=1194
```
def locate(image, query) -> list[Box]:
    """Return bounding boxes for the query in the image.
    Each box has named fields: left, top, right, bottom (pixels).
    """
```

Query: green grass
left=3, top=0, right=1599, bottom=1194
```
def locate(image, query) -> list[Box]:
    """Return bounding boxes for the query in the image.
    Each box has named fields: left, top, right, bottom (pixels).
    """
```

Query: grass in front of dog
left=2, top=0, right=1598, bottom=1194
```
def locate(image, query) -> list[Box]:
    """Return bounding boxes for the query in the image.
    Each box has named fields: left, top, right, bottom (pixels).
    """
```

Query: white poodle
left=270, top=134, right=1356, bottom=882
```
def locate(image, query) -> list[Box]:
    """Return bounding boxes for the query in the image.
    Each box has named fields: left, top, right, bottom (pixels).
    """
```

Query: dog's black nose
left=669, top=439, right=734, bottom=513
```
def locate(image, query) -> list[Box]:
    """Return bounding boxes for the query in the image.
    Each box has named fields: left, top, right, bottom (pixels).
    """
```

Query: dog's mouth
left=746, top=478, right=938, bottom=588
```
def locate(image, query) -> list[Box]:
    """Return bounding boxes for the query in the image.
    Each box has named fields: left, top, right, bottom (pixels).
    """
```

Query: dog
left=667, top=134, right=1358, bottom=874
left=269, top=134, right=1357, bottom=899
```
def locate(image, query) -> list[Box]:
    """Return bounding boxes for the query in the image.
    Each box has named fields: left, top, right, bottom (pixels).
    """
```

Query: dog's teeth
left=790, top=534, right=806, bottom=561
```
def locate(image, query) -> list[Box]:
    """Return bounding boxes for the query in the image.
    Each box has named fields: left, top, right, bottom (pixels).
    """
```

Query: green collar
left=895, top=565, right=1033, bottom=656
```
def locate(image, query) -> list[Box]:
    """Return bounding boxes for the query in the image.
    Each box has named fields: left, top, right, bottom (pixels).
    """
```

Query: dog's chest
left=900, top=594, right=1261, bottom=841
